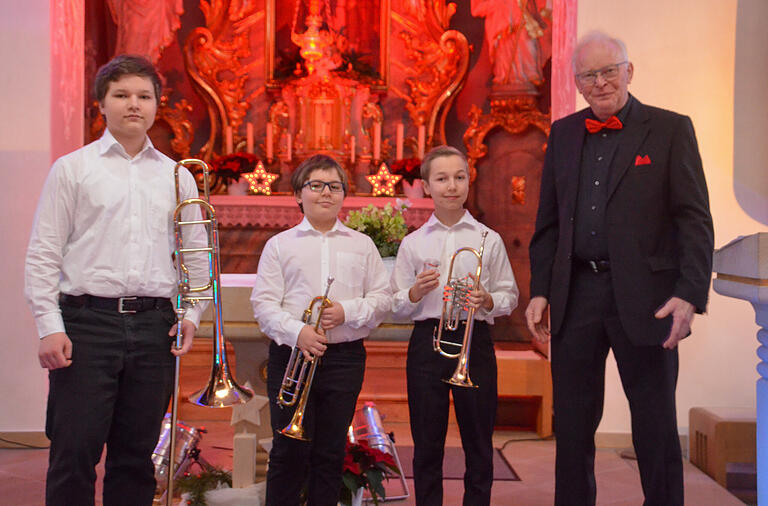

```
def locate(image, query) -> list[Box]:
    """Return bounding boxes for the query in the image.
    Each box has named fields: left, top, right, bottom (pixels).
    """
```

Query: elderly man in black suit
left=526, top=31, right=714, bottom=506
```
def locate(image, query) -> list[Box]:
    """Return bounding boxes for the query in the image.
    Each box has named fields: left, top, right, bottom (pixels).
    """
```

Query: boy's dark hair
left=290, top=154, right=348, bottom=193
left=94, top=55, right=162, bottom=105
left=420, top=145, right=469, bottom=181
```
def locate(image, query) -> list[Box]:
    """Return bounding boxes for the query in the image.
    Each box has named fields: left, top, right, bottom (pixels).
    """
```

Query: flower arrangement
left=390, top=157, right=421, bottom=183
left=340, top=439, right=400, bottom=505
left=209, top=152, right=260, bottom=185
left=344, top=200, right=410, bottom=257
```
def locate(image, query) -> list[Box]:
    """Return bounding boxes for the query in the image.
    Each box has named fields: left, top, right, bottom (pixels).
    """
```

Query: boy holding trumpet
left=391, top=145, right=519, bottom=505
left=250, top=154, right=391, bottom=506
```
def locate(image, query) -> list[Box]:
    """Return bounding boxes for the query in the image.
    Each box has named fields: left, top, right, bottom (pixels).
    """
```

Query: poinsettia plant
left=390, top=157, right=421, bottom=183
left=340, top=439, right=400, bottom=505
left=209, top=152, right=260, bottom=184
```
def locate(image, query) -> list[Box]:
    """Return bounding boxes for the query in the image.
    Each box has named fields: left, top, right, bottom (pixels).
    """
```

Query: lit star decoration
left=242, top=161, right=279, bottom=195
left=366, top=163, right=402, bottom=197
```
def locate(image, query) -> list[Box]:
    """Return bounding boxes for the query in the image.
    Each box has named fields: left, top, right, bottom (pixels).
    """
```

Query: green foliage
left=174, top=467, right=232, bottom=506
left=344, top=202, right=409, bottom=258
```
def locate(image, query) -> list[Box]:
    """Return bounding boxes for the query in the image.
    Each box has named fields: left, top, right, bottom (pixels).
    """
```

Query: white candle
left=373, top=122, right=381, bottom=160
left=286, top=133, right=292, bottom=162
left=246, top=122, right=254, bottom=154
left=396, top=123, right=404, bottom=160
left=266, top=122, right=274, bottom=160
left=350, top=135, right=356, bottom=164
left=417, top=124, right=426, bottom=159
left=225, top=125, right=234, bottom=154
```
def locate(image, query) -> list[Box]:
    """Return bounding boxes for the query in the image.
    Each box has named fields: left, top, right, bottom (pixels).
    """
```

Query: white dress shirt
left=24, top=129, right=209, bottom=339
left=391, top=210, right=519, bottom=322
left=250, top=217, right=392, bottom=348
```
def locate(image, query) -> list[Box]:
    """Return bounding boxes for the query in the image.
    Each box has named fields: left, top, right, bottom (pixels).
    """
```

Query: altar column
left=713, top=232, right=768, bottom=503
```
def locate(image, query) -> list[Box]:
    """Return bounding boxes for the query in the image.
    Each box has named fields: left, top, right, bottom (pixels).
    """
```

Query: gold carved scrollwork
left=463, top=95, right=550, bottom=181
left=400, top=1, right=471, bottom=148
left=183, top=0, right=260, bottom=161
left=157, top=96, right=194, bottom=159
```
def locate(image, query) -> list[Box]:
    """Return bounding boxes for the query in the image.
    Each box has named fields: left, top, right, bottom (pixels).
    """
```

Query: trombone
left=432, top=230, right=488, bottom=388
left=277, top=277, right=334, bottom=441
left=165, top=159, right=254, bottom=504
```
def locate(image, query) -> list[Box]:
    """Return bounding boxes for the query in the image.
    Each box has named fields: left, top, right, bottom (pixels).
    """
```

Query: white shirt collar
left=97, top=128, right=158, bottom=160
left=296, top=216, right=352, bottom=235
left=424, top=209, right=477, bottom=231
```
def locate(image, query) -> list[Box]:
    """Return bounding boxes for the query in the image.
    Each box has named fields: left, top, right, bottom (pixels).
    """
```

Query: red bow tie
left=585, top=116, right=623, bottom=133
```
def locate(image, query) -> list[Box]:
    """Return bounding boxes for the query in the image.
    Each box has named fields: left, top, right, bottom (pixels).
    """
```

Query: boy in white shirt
left=391, top=145, right=519, bottom=505
left=24, top=55, right=207, bottom=505
left=250, top=154, right=391, bottom=506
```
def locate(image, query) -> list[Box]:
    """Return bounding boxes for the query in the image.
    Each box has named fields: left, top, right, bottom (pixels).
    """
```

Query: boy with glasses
left=251, top=154, right=391, bottom=505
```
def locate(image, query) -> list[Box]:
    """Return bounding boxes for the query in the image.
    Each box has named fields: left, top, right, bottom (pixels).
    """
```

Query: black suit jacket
left=529, top=97, right=714, bottom=345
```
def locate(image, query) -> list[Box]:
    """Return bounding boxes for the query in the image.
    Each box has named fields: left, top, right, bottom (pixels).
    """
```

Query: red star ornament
left=242, top=161, right=279, bottom=195
left=366, top=163, right=402, bottom=197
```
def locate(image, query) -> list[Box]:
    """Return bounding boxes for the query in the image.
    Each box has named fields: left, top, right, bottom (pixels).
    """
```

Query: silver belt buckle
left=118, top=296, right=138, bottom=314
left=588, top=260, right=599, bottom=273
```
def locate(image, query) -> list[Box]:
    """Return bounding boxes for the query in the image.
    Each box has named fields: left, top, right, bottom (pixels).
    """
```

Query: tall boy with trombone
left=250, top=154, right=391, bottom=506
left=391, top=145, right=519, bottom=505
left=24, top=55, right=209, bottom=505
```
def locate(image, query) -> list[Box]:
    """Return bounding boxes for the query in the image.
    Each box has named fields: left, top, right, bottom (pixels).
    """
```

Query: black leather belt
left=59, top=294, right=171, bottom=313
left=575, top=258, right=611, bottom=273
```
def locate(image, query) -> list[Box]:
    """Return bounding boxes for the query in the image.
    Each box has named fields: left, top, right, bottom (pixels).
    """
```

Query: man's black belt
left=575, top=258, right=611, bottom=273
left=59, top=294, right=171, bottom=313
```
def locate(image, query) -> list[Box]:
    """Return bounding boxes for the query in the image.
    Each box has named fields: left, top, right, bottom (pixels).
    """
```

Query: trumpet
left=165, top=159, right=254, bottom=504
left=277, top=277, right=335, bottom=441
left=433, top=230, right=488, bottom=388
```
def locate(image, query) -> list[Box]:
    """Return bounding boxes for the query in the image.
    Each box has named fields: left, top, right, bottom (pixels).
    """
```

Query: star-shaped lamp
left=242, top=161, right=279, bottom=195
left=366, top=163, right=402, bottom=197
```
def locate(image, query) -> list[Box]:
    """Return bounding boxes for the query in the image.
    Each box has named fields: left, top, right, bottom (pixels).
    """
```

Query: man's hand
left=297, top=324, right=328, bottom=360
left=38, top=332, right=73, bottom=370
left=655, top=297, right=695, bottom=349
left=319, top=300, right=345, bottom=330
left=169, top=319, right=197, bottom=357
left=525, top=296, right=551, bottom=343
left=466, top=273, right=493, bottom=311
left=408, top=268, right=440, bottom=303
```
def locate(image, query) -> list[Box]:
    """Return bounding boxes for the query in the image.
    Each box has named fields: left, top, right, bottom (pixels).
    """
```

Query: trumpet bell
left=189, top=362, right=254, bottom=407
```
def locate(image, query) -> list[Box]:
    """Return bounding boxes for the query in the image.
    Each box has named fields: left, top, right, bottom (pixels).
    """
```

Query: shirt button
left=591, top=205, right=597, bottom=211
left=597, top=156, right=603, bottom=161
left=594, top=180, right=600, bottom=186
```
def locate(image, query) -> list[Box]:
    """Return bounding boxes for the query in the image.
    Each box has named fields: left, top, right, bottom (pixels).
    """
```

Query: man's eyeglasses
left=303, top=180, right=345, bottom=193
left=575, top=61, right=628, bottom=86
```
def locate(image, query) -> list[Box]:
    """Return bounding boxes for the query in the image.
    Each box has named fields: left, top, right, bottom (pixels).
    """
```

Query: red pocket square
left=635, top=154, right=651, bottom=166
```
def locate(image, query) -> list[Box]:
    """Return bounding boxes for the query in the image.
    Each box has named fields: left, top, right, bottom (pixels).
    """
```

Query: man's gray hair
left=571, top=31, right=629, bottom=73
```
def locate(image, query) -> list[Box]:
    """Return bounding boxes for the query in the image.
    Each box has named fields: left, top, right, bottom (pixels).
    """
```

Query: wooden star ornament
left=366, top=163, right=402, bottom=197
left=242, top=161, right=279, bottom=195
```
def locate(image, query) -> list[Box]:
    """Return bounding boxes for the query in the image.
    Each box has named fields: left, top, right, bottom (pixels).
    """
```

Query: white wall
left=0, top=0, right=51, bottom=432
left=577, top=0, right=762, bottom=437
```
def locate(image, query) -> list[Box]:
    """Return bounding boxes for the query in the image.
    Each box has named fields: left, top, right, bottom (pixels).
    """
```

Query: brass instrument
left=277, top=277, right=334, bottom=441
left=165, top=159, right=254, bottom=504
left=432, top=230, right=488, bottom=388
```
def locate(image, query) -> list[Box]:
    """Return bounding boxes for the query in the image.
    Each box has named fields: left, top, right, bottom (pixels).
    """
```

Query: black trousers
left=265, top=339, right=366, bottom=506
left=407, top=319, right=497, bottom=506
left=551, top=267, right=683, bottom=506
left=45, top=301, right=175, bottom=506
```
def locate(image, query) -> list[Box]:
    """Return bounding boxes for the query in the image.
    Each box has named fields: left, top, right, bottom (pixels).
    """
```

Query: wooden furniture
left=689, top=407, right=756, bottom=488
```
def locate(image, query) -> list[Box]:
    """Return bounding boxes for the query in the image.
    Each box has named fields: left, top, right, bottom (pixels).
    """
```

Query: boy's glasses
left=303, top=180, right=345, bottom=193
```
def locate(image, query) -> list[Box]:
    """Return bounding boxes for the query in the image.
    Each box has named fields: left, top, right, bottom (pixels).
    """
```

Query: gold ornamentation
left=242, top=161, right=280, bottom=195
left=510, top=175, right=526, bottom=205
left=399, top=2, right=471, bottom=147
left=463, top=95, right=550, bottom=181
left=183, top=0, right=260, bottom=160
left=366, top=163, right=402, bottom=197
left=157, top=96, right=194, bottom=159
